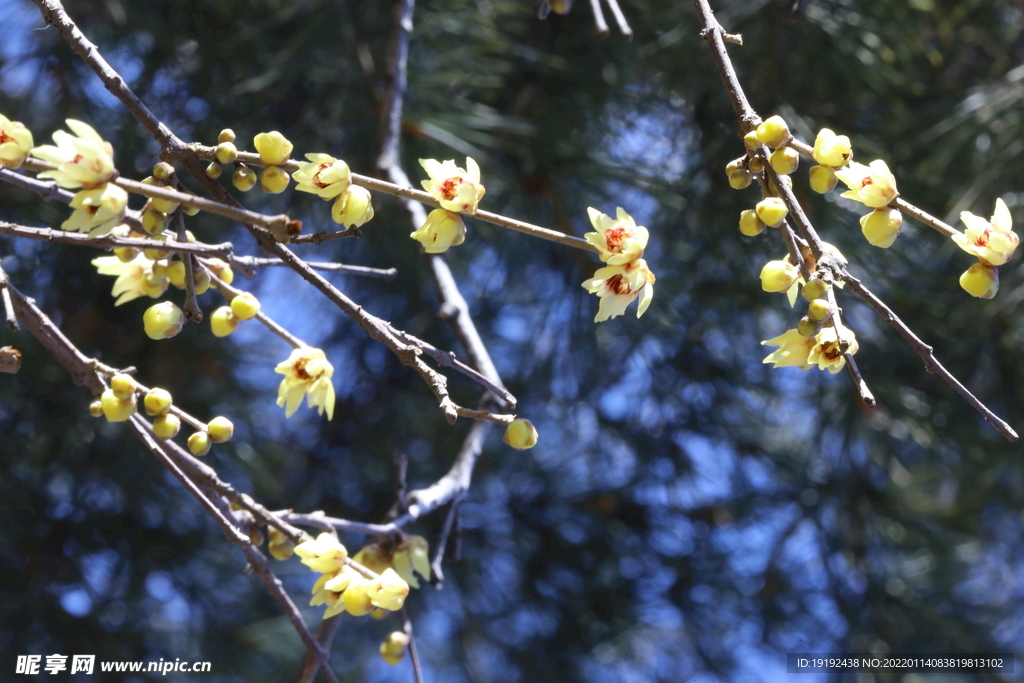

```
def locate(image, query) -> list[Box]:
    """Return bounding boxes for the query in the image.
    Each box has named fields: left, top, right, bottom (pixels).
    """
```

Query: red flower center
left=605, top=274, right=633, bottom=296
left=439, top=177, right=463, bottom=201
left=604, top=226, right=629, bottom=252
left=0, top=132, right=12, bottom=145
left=312, top=163, right=330, bottom=188
left=975, top=228, right=991, bottom=247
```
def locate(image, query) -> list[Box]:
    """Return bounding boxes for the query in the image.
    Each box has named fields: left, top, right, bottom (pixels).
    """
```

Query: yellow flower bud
left=206, top=161, right=223, bottom=179
left=205, top=258, right=234, bottom=284
left=759, top=259, right=799, bottom=293
left=743, top=130, right=761, bottom=150
left=503, top=418, right=538, bottom=450
left=755, top=197, right=788, bottom=228
left=802, top=279, right=828, bottom=301
left=143, top=235, right=171, bottom=260
left=188, top=431, right=211, bottom=456
left=410, top=209, right=465, bottom=254
left=812, top=128, right=852, bottom=168
left=210, top=306, right=239, bottom=337
left=141, top=209, right=169, bottom=236
left=747, top=156, right=764, bottom=174
left=101, top=388, right=136, bottom=422
left=809, top=165, right=838, bottom=194
left=143, top=301, right=184, bottom=340
left=248, top=525, right=265, bottom=547
left=143, top=388, right=173, bottom=416
left=113, top=247, right=139, bottom=263
left=331, top=185, right=374, bottom=228
left=207, top=416, right=234, bottom=443
left=253, top=131, right=293, bottom=166
left=268, top=537, right=295, bottom=561
left=153, top=413, right=181, bottom=440
left=110, top=373, right=136, bottom=400
left=167, top=260, right=186, bottom=288
left=725, top=159, right=746, bottom=175
left=153, top=162, right=174, bottom=179
left=806, top=298, right=833, bottom=322
left=232, top=166, right=257, bottom=192
left=755, top=115, right=791, bottom=149
left=769, top=147, right=799, bottom=175
left=89, top=400, right=103, bottom=418
left=859, top=208, right=902, bottom=248
left=140, top=271, right=169, bottom=299
left=152, top=196, right=178, bottom=215
left=151, top=262, right=169, bottom=279
left=380, top=632, right=410, bottom=666
left=261, top=166, right=290, bottom=194
left=230, top=292, right=261, bottom=320
left=959, top=262, right=999, bottom=299
left=797, top=316, right=822, bottom=337
left=728, top=170, right=752, bottom=190
left=215, top=141, right=238, bottom=164
left=182, top=204, right=200, bottom=216
left=739, top=209, right=765, bottom=237
left=192, top=267, right=210, bottom=295
left=218, top=128, right=236, bottom=143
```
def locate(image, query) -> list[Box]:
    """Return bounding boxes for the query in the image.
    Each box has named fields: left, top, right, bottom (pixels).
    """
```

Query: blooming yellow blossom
left=584, top=207, right=649, bottom=265
left=0, top=114, right=33, bottom=169
left=31, top=119, right=115, bottom=189
left=62, top=183, right=128, bottom=236
left=811, top=128, right=852, bottom=168
left=92, top=253, right=168, bottom=305
left=293, top=153, right=351, bottom=200
left=807, top=322, right=858, bottom=374
left=419, top=157, right=485, bottom=214
left=959, top=262, right=999, bottom=299
left=410, top=209, right=466, bottom=253
left=834, top=160, right=898, bottom=208
left=581, top=259, right=655, bottom=323
left=275, top=347, right=336, bottom=419
left=393, top=536, right=431, bottom=589
left=761, top=329, right=816, bottom=370
left=952, top=198, right=1018, bottom=266
left=253, top=131, right=293, bottom=166
left=369, top=568, right=410, bottom=611
left=295, top=532, right=348, bottom=574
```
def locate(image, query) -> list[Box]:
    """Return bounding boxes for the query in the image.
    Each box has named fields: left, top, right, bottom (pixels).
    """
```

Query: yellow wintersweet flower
left=0, top=114, right=33, bottom=169
left=834, top=160, right=898, bottom=208
left=811, top=128, right=852, bottom=168
left=331, top=185, right=374, bottom=228
left=293, top=153, right=351, bottom=200
left=31, top=119, right=115, bottom=189
left=380, top=632, right=410, bottom=666
left=410, top=208, right=466, bottom=253
left=581, top=258, right=656, bottom=323
left=311, top=570, right=350, bottom=619
left=295, top=532, right=348, bottom=574
left=952, top=198, right=1018, bottom=267
left=253, top=130, right=293, bottom=166
left=584, top=207, right=649, bottom=265
left=369, top=568, right=410, bottom=612
left=275, top=347, right=336, bottom=419
left=808, top=322, right=859, bottom=374
left=759, top=259, right=799, bottom=293
left=959, top=262, right=999, bottom=299
left=419, top=157, right=485, bottom=214
left=761, top=329, right=816, bottom=370
left=92, top=253, right=168, bottom=305
left=62, top=183, right=128, bottom=236
left=393, top=536, right=431, bottom=589
left=859, top=208, right=902, bottom=248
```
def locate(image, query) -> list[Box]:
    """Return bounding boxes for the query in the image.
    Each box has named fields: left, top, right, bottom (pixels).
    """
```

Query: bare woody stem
left=174, top=211, right=203, bottom=323
left=230, top=256, right=397, bottom=281
left=203, top=265, right=307, bottom=349
left=0, top=221, right=234, bottom=258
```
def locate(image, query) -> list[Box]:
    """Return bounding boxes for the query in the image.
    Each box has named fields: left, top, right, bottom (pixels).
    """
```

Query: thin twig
left=0, top=220, right=233, bottom=258
left=204, top=266, right=307, bottom=349
left=277, top=512, right=401, bottom=538
left=603, top=0, right=633, bottom=39
left=0, top=167, right=145, bottom=233
left=588, top=0, right=609, bottom=38
left=175, top=211, right=202, bottom=323
left=231, top=256, right=397, bottom=281
left=400, top=608, right=425, bottom=683
left=0, top=265, right=19, bottom=331
left=843, top=273, right=1016, bottom=441
left=843, top=352, right=875, bottom=408
left=429, top=493, right=464, bottom=586
left=289, top=227, right=362, bottom=245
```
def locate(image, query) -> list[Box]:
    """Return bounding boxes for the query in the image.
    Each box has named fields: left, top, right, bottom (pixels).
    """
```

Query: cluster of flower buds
left=296, top=533, right=411, bottom=619
left=210, top=290, right=261, bottom=338
left=409, top=157, right=485, bottom=253
left=581, top=207, right=656, bottom=322
left=952, top=198, right=1017, bottom=299
left=275, top=347, right=336, bottom=420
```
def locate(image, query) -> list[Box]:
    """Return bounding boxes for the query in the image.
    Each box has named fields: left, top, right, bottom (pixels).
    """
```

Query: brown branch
left=294, top=616, right=343, bottom=683
left=429, top=493, right=464, bottom=586
left=230, top=256, right=397, bottom=281
left=203, top=266, right=306, bottom=349
left=288, top=227, right=362, bottom=245
left=843, top=273, right=1016, bottom=441
left=174, top=211, right=202, bottom=323
left=400, top=608, right=425, bottom=683
left=0, top=221, right=233, bottom=258
left=0, top=265, right=19, bottom=331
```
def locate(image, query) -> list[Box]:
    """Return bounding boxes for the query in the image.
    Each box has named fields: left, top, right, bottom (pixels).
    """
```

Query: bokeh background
left=2, top=0, right=1024, bottom=680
